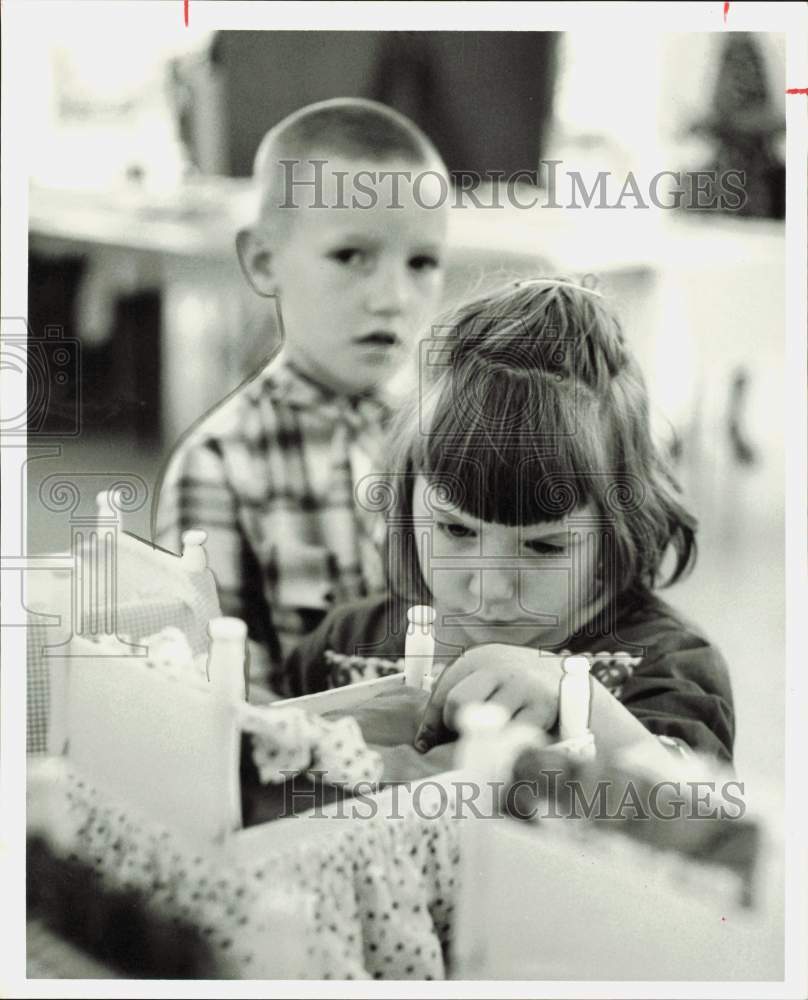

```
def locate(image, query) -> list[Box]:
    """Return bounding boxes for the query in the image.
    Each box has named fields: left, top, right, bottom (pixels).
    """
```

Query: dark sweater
left=277, top=587, right=735, bottom=763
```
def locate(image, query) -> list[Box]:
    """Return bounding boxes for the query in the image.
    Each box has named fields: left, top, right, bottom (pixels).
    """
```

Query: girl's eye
left=525, top=539, right=566, bottom=555
left=409, top=254, right=440, bottom=272
left=436, top=521, right=476, bottom=540
left=329, top=248, right=367, bottom=266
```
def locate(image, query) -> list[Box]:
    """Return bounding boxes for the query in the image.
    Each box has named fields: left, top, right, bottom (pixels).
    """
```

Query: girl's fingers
left=414, top=655, right=489, bottom=752
left=442, top=669, right=501, bottom=732
left=486, top=680, right=533, bottom=721
left=415, top=647, right=547, bottom=752
left=511, top=702, right=553, bottom=731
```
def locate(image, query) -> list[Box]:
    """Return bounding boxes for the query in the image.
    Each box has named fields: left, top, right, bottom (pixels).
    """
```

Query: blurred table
left=29, top=179, right=256, bottom=448
left=30, top=178, right=782, bottom=457
left=29, top=178, right=656, bottom=447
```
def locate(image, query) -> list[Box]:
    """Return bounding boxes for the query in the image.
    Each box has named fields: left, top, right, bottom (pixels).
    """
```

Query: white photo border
left=2, top=2, right=806, bottom=998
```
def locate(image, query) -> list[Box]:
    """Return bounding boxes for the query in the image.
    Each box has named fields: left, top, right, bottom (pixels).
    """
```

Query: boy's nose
left=366, top=262, right=411, bottom=315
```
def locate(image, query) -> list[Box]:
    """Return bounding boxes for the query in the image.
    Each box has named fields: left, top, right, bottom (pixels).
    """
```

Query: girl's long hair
left=379, top=278, right=697, bottom=604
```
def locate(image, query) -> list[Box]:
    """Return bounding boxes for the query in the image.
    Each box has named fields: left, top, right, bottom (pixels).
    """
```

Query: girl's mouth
left=449, top=612, right=542, bottom=627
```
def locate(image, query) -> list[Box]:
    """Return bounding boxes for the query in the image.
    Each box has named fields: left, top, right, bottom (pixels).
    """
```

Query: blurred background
left=25, top=25, right=786, bottom=800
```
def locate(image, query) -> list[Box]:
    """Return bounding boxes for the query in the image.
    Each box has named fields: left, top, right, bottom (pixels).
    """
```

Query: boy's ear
left=236, top=228, right=277, bottom=298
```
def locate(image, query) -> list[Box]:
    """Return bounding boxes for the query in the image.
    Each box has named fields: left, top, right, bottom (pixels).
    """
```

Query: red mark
left=786, top=88, right=808, bottom=95
left=723, top=2, right=730, bottom=23
left=184, top=0, right=189, bottom=26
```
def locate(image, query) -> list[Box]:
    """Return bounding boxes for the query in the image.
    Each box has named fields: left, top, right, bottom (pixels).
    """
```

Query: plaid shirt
left=154, top=356, right=390, bottom=691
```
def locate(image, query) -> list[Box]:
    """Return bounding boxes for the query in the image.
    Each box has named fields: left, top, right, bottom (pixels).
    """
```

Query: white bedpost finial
left=452, top=701, right=511, bottom=979
left=405, top=605, right=436, bottom=690
left=559, top=654, right=595, bottom=752
left=181, top=529, right=208, bottom=571
left=559, top=655, right=591, bottom=740
left=206, top=617, right=248, bottom=701
left=455, top=702, right=510, bottom=791
left=457, top=702, right=509, bottom=735
left=96, top=488, right=118, bottom=519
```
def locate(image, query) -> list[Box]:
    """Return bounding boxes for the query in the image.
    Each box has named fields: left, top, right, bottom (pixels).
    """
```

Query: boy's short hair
left=252, top=97, right=446, bottom=223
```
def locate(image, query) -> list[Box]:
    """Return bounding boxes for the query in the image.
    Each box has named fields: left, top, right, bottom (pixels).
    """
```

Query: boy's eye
left=329, top=248, right=367, bottom=266
left=436, top=521, right=476, bottom=540
left=525, top=539, right=566, bottom=555
left=409, top=254, right=440, bottom=272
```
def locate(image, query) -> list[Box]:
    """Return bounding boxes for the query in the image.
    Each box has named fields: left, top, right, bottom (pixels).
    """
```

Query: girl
left=279, top=279, right=734, bottom=765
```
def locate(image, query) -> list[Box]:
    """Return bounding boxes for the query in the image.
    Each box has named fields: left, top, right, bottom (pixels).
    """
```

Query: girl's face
left=412, top=475, right=601, bottom=650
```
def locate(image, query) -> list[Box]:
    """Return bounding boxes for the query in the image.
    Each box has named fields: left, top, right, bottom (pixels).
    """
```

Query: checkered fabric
left=154, top=355, right=390, bottom=687
left=26, top=533, right=221, bottom=755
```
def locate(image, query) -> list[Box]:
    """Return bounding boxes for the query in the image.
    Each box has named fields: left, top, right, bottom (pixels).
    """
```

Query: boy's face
left=243, top=155, right=448, bottom=396
left=412, top=475, right=601, bottom=650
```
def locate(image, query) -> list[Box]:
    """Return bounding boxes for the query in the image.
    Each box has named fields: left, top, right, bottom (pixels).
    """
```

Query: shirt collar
left=262, top=353, right=391, bottom=420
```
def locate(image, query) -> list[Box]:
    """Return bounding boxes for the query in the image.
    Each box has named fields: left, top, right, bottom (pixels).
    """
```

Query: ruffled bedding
left=29, top=761, right=460, bottom=979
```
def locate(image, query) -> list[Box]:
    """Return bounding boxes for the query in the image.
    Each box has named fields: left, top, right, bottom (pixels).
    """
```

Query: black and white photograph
left=2, top=1, right=807, bottom=994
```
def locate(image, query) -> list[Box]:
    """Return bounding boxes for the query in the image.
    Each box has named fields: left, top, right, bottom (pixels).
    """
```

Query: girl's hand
left=375, top=741, right=457, bottom=783
left=326, top=687, right=430, bottom=747
left=414, top=645, right=564, bottom=753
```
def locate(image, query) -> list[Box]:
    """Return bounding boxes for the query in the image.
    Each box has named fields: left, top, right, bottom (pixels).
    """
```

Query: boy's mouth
left=355, top=331, right=400, bottom=347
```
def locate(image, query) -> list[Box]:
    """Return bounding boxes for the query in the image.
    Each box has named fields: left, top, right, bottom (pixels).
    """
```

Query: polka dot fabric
left=325, top=650, right=644, bottom=702
left=324, top=651, right=405, bottom=688
left=552, top=650, right=643, bottom=701
left=43, top=764, right=460, bottom=979
left=239, top=704, right=384, bottom=788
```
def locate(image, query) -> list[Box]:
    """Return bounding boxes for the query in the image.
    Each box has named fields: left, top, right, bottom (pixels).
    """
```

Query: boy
left=153, top=98, right=449, bottom=696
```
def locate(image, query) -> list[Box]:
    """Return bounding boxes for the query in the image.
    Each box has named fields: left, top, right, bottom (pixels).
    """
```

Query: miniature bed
left=25, top=496, right=221, bottom=755
left=29, top=660, right=461, bottom=979
left=27, top=526, right=461, bottom=979
left=26, top=523, right=783, bottom=981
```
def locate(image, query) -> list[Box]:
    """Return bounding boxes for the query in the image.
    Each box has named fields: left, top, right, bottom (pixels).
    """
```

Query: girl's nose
left=468, top=566, right=517, bottom=604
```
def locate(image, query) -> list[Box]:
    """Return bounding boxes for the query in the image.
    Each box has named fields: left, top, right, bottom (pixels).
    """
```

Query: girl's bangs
left=410, top=368, right=606, bottom=526
left=387, top=277, right=698, bottom=594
